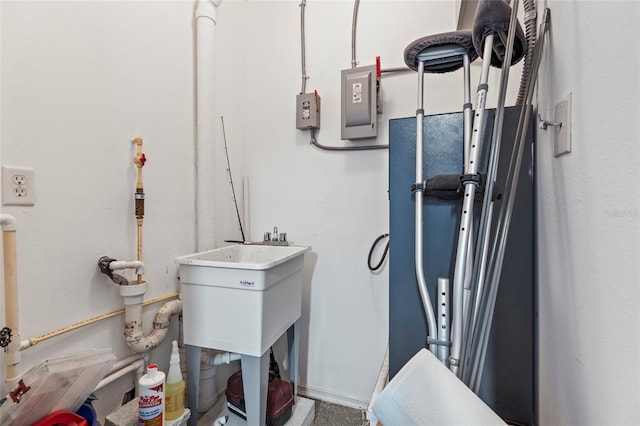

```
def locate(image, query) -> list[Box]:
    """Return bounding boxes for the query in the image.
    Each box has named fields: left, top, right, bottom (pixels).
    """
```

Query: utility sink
left=176, top=244, right=310, bottom=357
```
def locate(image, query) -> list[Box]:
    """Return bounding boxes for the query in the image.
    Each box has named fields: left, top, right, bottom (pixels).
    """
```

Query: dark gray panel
left=388, top=107, right=534, bottom=425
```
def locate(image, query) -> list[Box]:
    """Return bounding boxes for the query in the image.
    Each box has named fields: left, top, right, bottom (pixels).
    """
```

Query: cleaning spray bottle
left=165, top=340, right=186, bottom=420
left=139, top=364, right=165, bottom=425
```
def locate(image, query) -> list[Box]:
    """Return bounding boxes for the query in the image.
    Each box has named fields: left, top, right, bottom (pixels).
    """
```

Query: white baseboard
left=297, top=383, right=369, bottom=410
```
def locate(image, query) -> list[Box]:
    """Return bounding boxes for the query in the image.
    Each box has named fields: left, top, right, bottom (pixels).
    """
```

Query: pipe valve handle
left=0, top=326, right=13, bottom=348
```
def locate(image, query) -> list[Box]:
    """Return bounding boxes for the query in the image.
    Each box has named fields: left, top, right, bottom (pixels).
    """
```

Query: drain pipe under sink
left=203, top=350, right=242, bottom=366
left=119, top=280, right=183, bottom=353
left=196, top=349, right=241, bottom=413
left=100, top=258, right=182, bottom=353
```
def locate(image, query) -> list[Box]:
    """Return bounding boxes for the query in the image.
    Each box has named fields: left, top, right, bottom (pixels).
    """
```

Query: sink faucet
left=263, top=226, right=288, bottom=246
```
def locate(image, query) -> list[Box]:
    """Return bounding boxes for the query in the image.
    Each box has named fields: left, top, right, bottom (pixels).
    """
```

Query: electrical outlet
left=2, top=165, right=35, bottom=206
left=12, top=175, right=27, bottom=186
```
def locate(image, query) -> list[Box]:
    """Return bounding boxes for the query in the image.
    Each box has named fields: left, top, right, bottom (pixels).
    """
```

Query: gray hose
left=516, top=0, right=536, bottom=105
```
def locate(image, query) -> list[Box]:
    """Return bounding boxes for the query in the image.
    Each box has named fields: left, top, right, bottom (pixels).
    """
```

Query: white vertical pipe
left=194, top=6, right=222, bottom=419
left=196, top=0, right=222, bottom=251
left=1, top=214, right=19, bottom=394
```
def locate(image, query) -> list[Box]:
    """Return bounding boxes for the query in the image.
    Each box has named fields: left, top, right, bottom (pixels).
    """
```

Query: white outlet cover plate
left=2, top=165, right=35, bottom=206
left=554, top=93, right=572, bottom=157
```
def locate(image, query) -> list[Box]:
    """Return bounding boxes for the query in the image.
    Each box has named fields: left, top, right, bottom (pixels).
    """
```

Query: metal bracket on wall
left=540, top=92, right=572, bottom=157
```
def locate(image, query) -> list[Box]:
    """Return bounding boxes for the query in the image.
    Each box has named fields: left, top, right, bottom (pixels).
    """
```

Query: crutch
left=448, top=35, right=494, bottom=376
left=404, top=31, right=478, bottom=362
left=458, top=0, right=528, bottom=384
left=465, top=7, right=551, bottom=394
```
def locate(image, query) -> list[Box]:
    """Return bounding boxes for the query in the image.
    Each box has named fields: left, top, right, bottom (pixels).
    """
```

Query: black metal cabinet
left=388, top=106, right=535, bottom=426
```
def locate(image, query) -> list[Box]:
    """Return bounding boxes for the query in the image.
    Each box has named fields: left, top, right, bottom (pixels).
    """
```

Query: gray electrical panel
left=296, top=92, right=321, bottom=130
left=341, top=65, right=378, bottom=140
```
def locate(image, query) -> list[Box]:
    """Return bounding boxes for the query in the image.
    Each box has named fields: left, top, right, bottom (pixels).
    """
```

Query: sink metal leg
left=287, top=320, right=299, bottom=399
left=185, top=344, right=201, bottom=426
left=241, top=352, right=269, bottom=426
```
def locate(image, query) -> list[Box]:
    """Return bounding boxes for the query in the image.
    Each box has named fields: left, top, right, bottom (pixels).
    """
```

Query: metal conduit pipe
left=351, top=0, right=361, bottom=69
left=516, top=0, right=537, bottom=105
left=1, top=214, right=19, bottom=393
left=299, top=0, right=308, bottom=94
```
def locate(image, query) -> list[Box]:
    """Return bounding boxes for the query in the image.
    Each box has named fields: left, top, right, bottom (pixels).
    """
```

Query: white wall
left=536, top=1, right=640, bottom=424
left=1, top=0, right=196, bottom=418
left=8, top=0, right=627, bottom=423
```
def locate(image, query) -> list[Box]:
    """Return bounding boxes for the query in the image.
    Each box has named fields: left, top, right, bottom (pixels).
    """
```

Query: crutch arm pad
left=421, top=173, right=500, bottom=201
left=424, top=174, right=463, bottom=200
left=472, top=0, right=527, bottom=67
left=404, top=30, right=478, bottom=73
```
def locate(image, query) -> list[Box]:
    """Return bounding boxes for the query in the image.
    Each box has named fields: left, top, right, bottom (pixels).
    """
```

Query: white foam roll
left=372, top=349, right=506, bottom=426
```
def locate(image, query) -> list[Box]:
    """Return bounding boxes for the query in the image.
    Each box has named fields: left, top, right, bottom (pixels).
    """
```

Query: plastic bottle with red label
left=138, top=364, right=165, bottom=425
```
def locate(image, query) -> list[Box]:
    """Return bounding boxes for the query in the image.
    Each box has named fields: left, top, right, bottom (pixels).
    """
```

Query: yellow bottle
left=165, top=340, right=186, bottom=420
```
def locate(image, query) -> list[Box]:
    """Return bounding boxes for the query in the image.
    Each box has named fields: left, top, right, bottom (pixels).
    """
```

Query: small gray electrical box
left=341, top=65, right=378, bottom=140
left=296, top=92, right=321, bottom=130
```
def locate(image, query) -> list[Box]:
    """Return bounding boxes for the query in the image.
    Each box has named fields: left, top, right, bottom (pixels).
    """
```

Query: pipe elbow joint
left=109, top=260, right=145, bottom=276
left=126, top=330, right=168, bottom=353
left=154, top=300, right=182, bottom=326
left=125, top=299, right=182, bottom=353
left=196, top=0, right=221, bottom=22
left=0, top=214, right=17, bottom=231
left=99, top=257, right=145, bottom=285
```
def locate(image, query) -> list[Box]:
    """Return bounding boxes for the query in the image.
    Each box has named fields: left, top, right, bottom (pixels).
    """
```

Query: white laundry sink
left=176, top=244, right=310, bottom=357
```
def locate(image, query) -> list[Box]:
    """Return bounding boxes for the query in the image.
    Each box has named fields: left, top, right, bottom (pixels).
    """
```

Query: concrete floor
left=311, top=401, right=369, bottom=426
left=197, top=398, right=369, bottom=426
